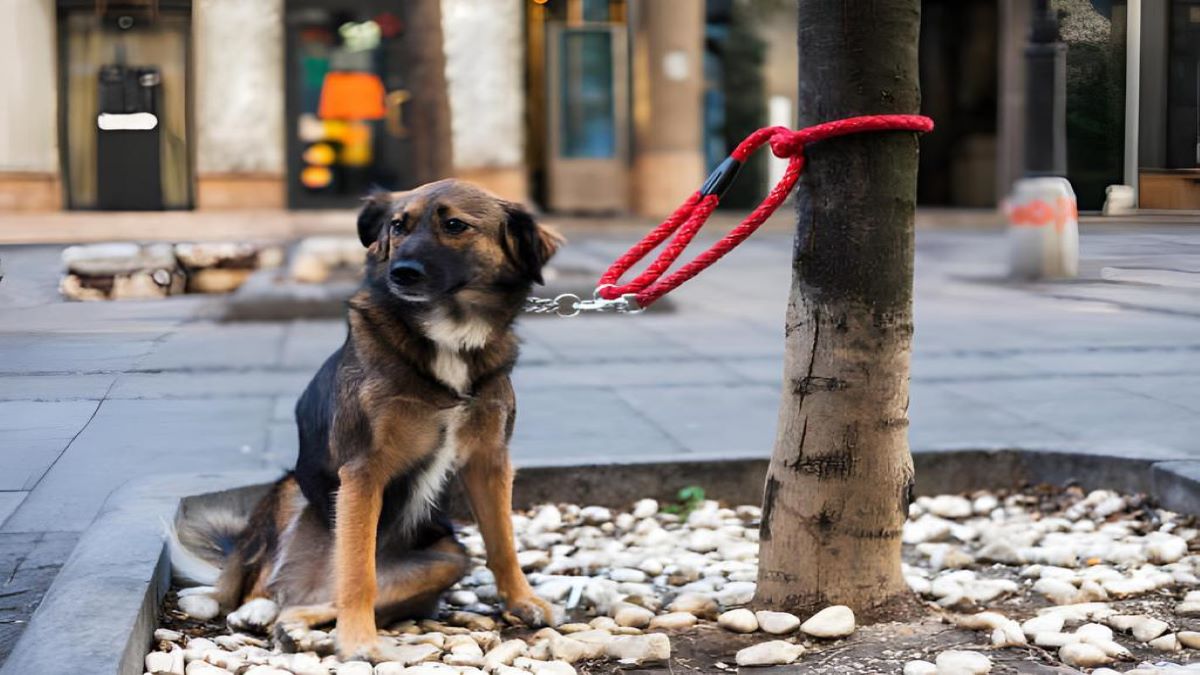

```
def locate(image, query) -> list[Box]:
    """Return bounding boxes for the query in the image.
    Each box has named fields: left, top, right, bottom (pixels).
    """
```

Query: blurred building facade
left=0, top=0, right=1194, bottom=215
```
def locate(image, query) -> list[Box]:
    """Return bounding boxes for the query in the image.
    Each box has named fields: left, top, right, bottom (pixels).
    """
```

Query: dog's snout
left=390, top=260, right=426, bottom=286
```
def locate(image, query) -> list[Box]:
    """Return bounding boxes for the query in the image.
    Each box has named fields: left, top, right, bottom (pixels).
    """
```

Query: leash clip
left=574, top=287, right=642, bottom=315
left=523, top=286, right=642, bottom=318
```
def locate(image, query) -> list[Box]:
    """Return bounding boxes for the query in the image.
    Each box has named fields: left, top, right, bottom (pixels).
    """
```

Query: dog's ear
left=357, top=190, right=393, bottom=248
left=501, top=202, right=563, bottom=285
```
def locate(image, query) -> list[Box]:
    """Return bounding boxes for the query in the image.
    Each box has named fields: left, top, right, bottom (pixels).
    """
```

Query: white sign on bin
left=1006, top=177, right=1079, bottom=280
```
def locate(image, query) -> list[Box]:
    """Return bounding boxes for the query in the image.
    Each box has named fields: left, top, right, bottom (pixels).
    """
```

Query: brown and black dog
left=173, top=179, right=562, bottom=660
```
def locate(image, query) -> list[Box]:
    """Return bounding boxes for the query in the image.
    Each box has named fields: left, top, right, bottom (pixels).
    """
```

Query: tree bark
left=754, top=0, right=922, bottom=620
left=400, top=0, right=454, bottom=184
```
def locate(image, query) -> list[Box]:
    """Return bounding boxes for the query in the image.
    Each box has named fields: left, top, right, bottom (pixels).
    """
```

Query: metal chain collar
left=523, top=286, right=642, bottom=318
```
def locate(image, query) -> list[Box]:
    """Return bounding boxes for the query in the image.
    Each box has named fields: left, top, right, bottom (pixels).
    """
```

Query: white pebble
left=1058, top=642, right=1111, bottom=668
left=613, top=605, right=654, bottom=628
left=754, top=610, right=800, bottom=635
left=800, top=605, right=855, bottom=639
left=484, top=640, right=528, bottom=670
left=146, top=648, right=184, bottom=675
left=178, top=594, right=220, bottom=621
left=1178, top=631, right=1200, bottom=649
left=603, top=633, right=671, bottom=664
left=631, top=499, right=658, bottom=518
left=666, top=593, right=718, bottom=619
left=579, top=506, right=611, bottom=524
left=1149, top=633, right=1181, bottom=652
left=904, top=660, right=937, bottom=675
left=927, top=495, right=973, bottom=519
left=1020, top=614, right=1064, bottom=637
left=934, top=650, right=991, bottom=674
left=648, top=611, right=697, bottom=630
left=717, top=608, right=758, bottom=633
left=1130, top=616, right=1171, bottom=642
left=734, top=640, right=804, bottom=666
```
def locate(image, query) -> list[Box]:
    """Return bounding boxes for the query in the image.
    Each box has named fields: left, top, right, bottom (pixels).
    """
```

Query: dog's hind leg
left=374, top=535, right=470, bottom=626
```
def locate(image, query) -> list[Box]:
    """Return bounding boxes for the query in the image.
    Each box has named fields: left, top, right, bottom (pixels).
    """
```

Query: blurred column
left=630, top=0, right=705, bottom=218
left=1024, top=0, right=1067, bottom=177
left=997, top=0, right=1030, bottom=202
left=442, top=0, right=527, bottom=202
left=194, top=0, right=285, bottom=209
left=0, top=0, right=59, bottom=211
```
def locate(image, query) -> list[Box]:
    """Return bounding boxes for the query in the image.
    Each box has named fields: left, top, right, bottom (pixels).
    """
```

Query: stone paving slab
left=0, top=332, right=163, bottom=375
left=0, top=493, right=26, bottom=527
left=107, top=370, right=311, bottom=400
left=0, top=531, right=79, bottom=664
left=613, top=384, right=780, bottom=457
left=2, top=397, right=275, bottom=533
left=0, top=373, right=116, bottom=401
left=136, top=324, right=289, bottom=371
left=0, top=400, right=99, bottom=491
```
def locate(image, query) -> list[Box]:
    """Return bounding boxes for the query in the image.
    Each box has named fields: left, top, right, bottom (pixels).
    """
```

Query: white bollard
left=1005, top=177, right=1079, bottom=280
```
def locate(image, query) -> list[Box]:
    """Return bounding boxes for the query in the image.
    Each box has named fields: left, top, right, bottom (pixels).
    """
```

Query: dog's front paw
left=503, top=593, right=561, bottom=627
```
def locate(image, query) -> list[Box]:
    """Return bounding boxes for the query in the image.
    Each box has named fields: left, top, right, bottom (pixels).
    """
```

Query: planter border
left=5, top=447, right=1200, bottom=675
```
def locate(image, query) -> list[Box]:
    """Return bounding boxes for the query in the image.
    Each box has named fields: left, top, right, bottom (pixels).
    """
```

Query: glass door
left=546, top=24, right=629, bottom=212
left=285, top=1, right=413, bottom=209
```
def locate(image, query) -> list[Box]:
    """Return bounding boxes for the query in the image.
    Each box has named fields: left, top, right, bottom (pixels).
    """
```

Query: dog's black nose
left=390, top=260, right=426, bottom=286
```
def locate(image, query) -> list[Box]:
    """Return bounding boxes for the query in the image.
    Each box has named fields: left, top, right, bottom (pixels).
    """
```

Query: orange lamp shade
left=318, top=72, right=386, bottom=120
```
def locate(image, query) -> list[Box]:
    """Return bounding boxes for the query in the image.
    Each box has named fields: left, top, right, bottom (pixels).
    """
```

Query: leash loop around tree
left=526, top=114, right=934, bottom=315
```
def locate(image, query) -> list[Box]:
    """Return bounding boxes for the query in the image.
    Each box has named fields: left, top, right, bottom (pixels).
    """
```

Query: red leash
left=595, top=114, right=934, bottom=309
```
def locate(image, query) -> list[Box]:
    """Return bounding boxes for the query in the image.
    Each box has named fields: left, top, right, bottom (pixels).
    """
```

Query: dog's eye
left=390, top=215, right=408, bottom=234
left=443, top=218, right=470, bottom=235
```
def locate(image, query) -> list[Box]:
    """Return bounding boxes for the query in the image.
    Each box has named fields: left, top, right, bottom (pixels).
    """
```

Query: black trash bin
left=96, top=64, right=164, bottom=210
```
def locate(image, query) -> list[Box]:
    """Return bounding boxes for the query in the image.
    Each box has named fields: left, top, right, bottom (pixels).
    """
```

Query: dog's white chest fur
left=422, top=310, right=492, bottom=396
left=399, top=311, right=493, bottom=534
left=400, top=406, right=466, bottom=535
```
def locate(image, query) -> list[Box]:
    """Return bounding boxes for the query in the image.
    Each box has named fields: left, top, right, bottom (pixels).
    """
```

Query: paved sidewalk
left=2, top=222, right=1200, bottom=658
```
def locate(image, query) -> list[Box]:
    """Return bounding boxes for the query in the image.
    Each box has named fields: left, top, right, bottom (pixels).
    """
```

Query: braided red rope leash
left=595, top=114, right=934, bottom=309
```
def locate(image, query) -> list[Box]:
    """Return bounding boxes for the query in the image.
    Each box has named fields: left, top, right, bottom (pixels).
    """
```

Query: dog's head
left=357, top=179, right=562, bottom=312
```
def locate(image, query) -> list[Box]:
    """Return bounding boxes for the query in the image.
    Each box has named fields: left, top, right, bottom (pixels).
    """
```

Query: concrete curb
left=5, top=448, right=1200, bottom=675
left=0, top=471, right=277, bottom=675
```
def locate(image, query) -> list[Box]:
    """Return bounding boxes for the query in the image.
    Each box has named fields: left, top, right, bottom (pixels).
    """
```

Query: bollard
left=1006, top=177, right=1078, bottom=280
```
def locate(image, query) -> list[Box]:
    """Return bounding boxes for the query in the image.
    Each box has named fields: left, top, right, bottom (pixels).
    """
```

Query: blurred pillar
left=997, top=0, right=1030, bottom=202
left=0, top=0, right=59, bottom=211
left=1123, top=0, right=1141, bottom=203
left=442, top=0, right=528, bottom=202
left=1024, top=0, right=1067, bottom=177
left=194, top=0, right=285, bottom=209
left=630, top=0, right=705, bottom=218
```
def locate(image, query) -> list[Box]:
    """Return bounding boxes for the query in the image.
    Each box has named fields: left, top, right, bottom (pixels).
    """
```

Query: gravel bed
left=147, top=485, right=1200, bottom=674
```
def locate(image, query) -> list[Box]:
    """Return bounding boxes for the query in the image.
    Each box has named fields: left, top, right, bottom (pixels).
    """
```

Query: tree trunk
left=754, top=0, right=922, bottom=620
left=400, top=0, right=453, bottom=184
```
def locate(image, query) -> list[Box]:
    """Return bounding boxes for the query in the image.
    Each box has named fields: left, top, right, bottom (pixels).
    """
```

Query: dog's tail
left=165, top=505, right=249, bottom=588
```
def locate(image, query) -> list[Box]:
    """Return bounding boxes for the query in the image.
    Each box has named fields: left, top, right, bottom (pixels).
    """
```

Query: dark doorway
left=285, top=1, right=419, bottom=209
left=918, top=0, right=1000, bottom=207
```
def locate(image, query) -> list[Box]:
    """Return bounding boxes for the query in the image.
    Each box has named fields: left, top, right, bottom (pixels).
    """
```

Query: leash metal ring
left=593, top=284, right=619, bottom=302
left=553, top=293, right=581, bottom=318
